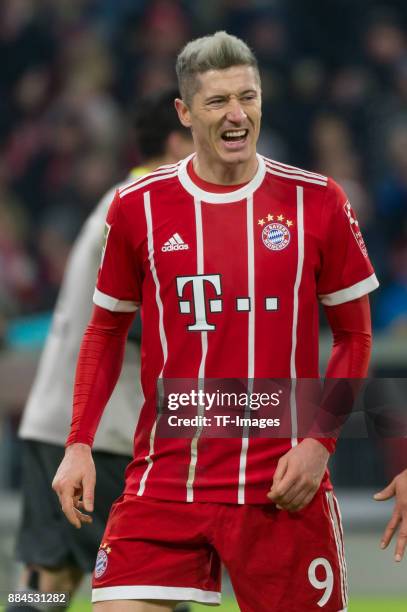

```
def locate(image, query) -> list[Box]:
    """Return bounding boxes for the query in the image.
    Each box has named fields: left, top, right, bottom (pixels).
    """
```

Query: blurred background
left=0, top=0, right=406, bottom=607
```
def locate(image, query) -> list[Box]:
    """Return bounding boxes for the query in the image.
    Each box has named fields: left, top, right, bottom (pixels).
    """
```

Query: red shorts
left=92, top=490, right=348, bottom=612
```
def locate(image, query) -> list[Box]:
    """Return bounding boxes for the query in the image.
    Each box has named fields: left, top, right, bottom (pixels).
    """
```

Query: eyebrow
left=205, top=89, right=258, bottom=102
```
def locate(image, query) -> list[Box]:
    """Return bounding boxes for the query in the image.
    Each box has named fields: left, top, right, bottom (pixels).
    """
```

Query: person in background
left=375, top=467, right=407, bottom=562
left=8, top=89, right=193, bottom=612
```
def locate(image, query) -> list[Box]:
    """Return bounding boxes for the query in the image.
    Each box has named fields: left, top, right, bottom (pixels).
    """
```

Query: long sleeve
left=66, top=305, right=135, bottom=447
left=324, top=294, right=372, bottom=379
left=316, top=295, right=372, bottom=453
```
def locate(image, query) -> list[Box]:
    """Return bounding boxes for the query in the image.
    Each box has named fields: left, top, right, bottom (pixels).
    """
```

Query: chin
left=221, top=149, right=252, bottom=165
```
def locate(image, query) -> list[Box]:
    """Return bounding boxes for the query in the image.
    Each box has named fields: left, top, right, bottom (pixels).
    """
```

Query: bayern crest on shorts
left=95, top=544, right=110, bottom=578
left=262, top=222, right=291, bottom=251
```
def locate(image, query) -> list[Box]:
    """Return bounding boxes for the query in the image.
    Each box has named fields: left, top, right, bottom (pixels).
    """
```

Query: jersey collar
left=178, top=153, right=266, bottom=204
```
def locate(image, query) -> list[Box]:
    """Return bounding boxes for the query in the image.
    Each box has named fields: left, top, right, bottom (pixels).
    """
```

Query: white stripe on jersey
left=332, top=493, right=349, bottom=604
left=119, top=164, right=179, bottom=194
left=144, top=191, right=169, bottom=370
left=186, top=198, right=206, bottom=502
left=326, top=492, right=348, bottom=608
left=289, top=187, right=305, bottom=448
left=119, top=170, right=179, bottom=199
left=137, top=191, right=169, bottom=497
left=265, top=165, right=328, bottom=186
left=263, top=156, right=327, bottom=181
left=237, top=195, right=255, bottom=504
left=119, top=163, right=180, bottom=196
left=246, top=195, right=256, bottom=383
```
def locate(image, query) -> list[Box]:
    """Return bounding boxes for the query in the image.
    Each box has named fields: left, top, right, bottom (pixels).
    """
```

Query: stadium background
left=0, top=0, right=406, bottom=609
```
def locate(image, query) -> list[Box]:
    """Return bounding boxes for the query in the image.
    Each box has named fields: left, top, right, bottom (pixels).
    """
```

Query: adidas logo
left=162, top=233, right=189, bottom=252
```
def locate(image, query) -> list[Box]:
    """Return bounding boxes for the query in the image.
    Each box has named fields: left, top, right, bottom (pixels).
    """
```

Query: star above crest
left=258, top=213, right=294, bottom=228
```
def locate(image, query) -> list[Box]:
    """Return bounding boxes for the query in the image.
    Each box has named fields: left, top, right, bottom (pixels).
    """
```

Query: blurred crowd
left=1, top=0, right=407, bottom=341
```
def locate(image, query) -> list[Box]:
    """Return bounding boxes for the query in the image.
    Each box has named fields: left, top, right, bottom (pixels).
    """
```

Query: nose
left=226, top=98, right=247, bottom=123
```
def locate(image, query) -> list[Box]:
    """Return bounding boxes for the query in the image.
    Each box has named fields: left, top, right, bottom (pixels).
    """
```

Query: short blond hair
left=176, top=31, right=259, bottom=106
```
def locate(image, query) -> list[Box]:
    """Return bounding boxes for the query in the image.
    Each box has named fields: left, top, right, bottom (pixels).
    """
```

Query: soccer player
left=53, top=32, right=379, bottom=611
left=9, top=90, right=192, bottom=612
left=375, top=468, right=407, bottom=562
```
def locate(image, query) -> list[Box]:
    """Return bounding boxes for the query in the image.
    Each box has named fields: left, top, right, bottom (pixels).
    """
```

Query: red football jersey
left=94, top=155, right=378, bottom=504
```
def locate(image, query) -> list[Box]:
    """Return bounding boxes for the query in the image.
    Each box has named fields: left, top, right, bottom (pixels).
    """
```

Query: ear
left=175, top=98, right=192, bottom=128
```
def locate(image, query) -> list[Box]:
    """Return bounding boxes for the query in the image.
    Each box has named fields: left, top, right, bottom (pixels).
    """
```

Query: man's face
left=176, top=65, right=261, bottom=167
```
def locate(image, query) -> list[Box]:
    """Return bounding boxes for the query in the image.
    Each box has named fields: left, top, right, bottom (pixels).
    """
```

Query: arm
left=315, top=293, right=372, bottom=451
left=268, top=295, right=372, bottom=511
left=324, top=294, right=372, bottom=378
left=52, top=305, right=135, bottom=527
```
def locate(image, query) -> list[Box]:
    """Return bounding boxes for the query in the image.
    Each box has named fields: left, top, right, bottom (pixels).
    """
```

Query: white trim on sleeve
left=93, top=287, right=139, bottom=312
left=92, top=585, right=221, bottom=604
left=319, top=273, right=379, bottom=306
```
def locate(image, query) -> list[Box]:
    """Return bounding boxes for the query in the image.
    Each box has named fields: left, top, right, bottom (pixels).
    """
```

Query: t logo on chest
left=176, top=274, right=278, bottom=332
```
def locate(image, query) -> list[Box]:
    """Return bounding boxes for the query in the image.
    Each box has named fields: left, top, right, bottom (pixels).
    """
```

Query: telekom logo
left=176, top=274, right=278, bottom=332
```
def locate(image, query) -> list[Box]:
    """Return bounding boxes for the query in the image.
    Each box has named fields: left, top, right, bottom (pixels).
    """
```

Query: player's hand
left=52, top=443, right=96, bottom=529
left=267, top=439, right=330, bottom=512
left=374, top=469, right=407, bottom=562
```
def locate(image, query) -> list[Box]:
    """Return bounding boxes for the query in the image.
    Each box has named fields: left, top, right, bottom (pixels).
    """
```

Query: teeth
left=224, top=130, right=247, bottom=138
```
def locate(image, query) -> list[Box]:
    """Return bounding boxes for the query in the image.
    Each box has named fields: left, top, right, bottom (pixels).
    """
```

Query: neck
left=193, top=152, right=258, bottom=185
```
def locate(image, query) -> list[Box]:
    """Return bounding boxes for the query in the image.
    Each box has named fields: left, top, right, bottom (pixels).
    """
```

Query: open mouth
left=221, top=129, right=249, bottom=144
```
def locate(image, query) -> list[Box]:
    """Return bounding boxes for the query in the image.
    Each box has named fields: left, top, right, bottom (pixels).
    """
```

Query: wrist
left=65, top=442, right=92, bottom=454
left=302, top=437, right=331, bottom=457
left=306, top=437, right=336, bottom=455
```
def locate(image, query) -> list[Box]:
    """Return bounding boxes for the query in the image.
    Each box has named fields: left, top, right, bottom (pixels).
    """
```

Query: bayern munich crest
left=95, top=543, right=111, bottom=578
left=259, top=213, right=293, bottom=251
